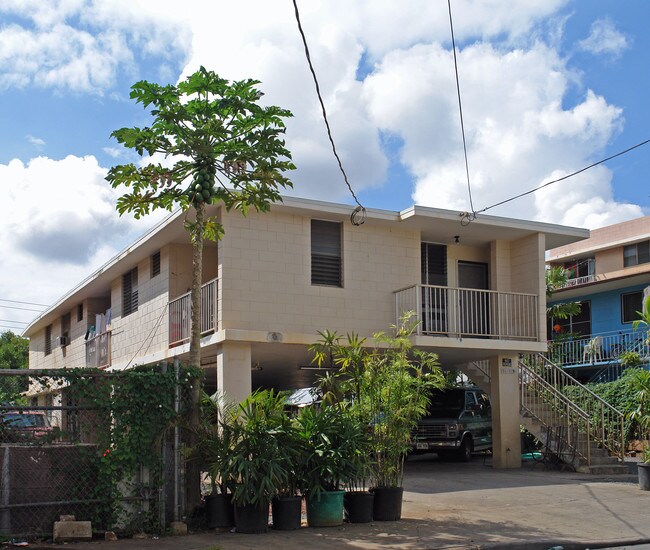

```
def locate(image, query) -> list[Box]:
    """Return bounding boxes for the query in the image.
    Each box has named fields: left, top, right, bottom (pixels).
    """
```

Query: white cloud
left=102, top=147, right=122, bottom=159
left=361, top=39, right=642, bottom=228
left=26, top=135, right=45, bottom=148
left=0, top=1, right=190, bottom=93
left=0, top=155, right=165, bottom=318
left=578, top=18, right=629, bottom=59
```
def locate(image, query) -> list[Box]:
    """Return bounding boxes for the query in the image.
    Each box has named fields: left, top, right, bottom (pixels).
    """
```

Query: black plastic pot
left=344, top=491, right=374, bottom=523
left=372, top=486, right=403, bottom=521
left=204, top=493, right=234, bottom=529
left=272, top=495, right=302, bottom=530
left=638, top=462, right=650, bottom=491
left=234, top=502, right=269, bottom=533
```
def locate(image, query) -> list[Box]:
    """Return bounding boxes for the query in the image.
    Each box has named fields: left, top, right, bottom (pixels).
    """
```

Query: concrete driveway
left=32, top=454, right=650, bottom=550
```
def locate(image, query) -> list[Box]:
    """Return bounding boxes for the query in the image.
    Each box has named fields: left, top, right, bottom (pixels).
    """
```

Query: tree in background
left=546, top=266, right=582, bottom=324
left=106, top=67, right=295, bottom=512
left=0, top=330, right=29, bottom=404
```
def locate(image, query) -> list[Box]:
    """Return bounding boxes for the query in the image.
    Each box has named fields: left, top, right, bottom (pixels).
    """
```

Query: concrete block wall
left=218, top=208, right=421, bottom=338
left=110, top=249, right=170, bottom=369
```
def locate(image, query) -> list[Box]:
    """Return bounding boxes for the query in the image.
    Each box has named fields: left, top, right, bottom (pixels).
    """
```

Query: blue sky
left=0, top=0, right=648, bottom=331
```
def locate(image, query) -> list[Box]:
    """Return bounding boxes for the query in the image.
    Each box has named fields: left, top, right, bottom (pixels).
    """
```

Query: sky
left=1, top=0, right=649, bottom=333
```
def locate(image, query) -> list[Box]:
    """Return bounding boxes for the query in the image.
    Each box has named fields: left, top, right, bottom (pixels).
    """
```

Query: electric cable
left=465, top=138, right=650, bottom=223
left=0, top=298, right=48, bottom=308
left=124, top=303, right=168, bottom=370
left=447, top=0, right=475, bottom=218
left=291, top=0, right=367, bottom=226
left=0, top=304, right=46, bottom=313
left=0, top=319, right=28, bottom=325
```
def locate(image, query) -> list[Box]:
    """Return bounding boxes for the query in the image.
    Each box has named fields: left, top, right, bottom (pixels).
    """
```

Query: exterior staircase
left=462, top=355, right=628, bottom=474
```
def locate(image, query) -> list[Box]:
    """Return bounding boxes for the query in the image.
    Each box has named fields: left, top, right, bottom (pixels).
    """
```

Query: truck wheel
left=456, top=437, right=472, bottom=462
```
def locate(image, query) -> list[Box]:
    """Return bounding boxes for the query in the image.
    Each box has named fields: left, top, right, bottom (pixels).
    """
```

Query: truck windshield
left=426, top=390, right=465, bottom=418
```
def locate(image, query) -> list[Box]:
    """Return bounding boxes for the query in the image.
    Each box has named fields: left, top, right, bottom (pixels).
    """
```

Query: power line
left=0, top=298, right=48, bottom=308
left=0, top=319, right=28, bottom=325
left=291, top=0, right=367, bottom=226
left=0, top=304, right=45, bottom=313
left=460, top=138, right=650, bottom=225
left=447, top=0, right=475, bottom=217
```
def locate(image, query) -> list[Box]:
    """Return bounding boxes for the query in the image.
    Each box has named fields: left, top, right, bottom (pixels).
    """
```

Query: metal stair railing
left=521, top=353, right=625, bottom=462
left=519, top=359, right=591, bottom=466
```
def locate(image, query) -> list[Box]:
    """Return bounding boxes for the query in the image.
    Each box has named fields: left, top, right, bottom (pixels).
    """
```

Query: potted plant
left=270, top=411, right=306, bottom=531
left=627, top=368, right=650, bottom=489
left=364, top=315, right=443, bottom=520
left=187, top=390, right=237, bottom=529
left=311, top=331, right=375, bottom=523
left=227, top=390, right=293, bottom=533
left=295, top=403, right=368, bottom=527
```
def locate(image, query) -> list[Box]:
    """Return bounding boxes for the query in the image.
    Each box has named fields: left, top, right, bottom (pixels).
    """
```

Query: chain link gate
left=0, top=366, right=190, bottom=539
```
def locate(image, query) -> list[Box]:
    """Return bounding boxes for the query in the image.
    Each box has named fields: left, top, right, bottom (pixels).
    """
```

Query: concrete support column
left=216, top=342, right=252, bottom=403
left=489, top=354, right=521, bottom=469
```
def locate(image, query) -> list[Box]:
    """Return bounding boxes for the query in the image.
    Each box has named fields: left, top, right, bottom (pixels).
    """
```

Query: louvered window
left=122, top=267, right=138, bottom=317
left=311, top=220, right=342, bottom=287
left=421, top=243, right=447, bottom=285
left=151, top=250, right=161, bottom=278
left=44, top=324, right=52, bottom=356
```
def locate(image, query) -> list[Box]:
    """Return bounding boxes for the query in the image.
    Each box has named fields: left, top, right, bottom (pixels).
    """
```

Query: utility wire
left=469, top=138, right=650, bottom=220
left=447, top=0, right=475, bottom=217
left=0, top=298, right=48, bottom=308
left=291, top=0, right=367, bottom=226
left=0, top=319, right=28, bottom=325
left=0, top=304, right=46, bottom=313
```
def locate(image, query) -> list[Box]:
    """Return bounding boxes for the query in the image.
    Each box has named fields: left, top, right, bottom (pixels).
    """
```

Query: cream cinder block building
left=24, top=196, right=588, bottom=468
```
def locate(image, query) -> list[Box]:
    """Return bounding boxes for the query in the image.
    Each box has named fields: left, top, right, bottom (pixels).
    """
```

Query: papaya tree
left=106, top=67, right=294, bottom=512
left=106, top=67, right=294, bottom=369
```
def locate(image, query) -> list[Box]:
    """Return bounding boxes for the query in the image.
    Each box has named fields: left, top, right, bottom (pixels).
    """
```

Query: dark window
left=61, top=313, right=71, bottom=343
left=44, top=324, right=52, bottom=356
left=76, top=303, right=83, bottom=322
left=421, top=243, right=447, bottom=285
left=151, top=250, right=161, bottom=278
left=549, top=300, right=591, bottom=337
left=622, top=291, right=643, bottom=324
left=122, top=267, right=138, bottom=317
left=624, top=241, right=650, bottom=268
left=311, top=220, right=342, bottom=287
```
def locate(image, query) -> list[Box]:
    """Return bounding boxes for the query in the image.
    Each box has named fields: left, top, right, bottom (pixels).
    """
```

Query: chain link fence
left=0, top=366, right=191, bottom=539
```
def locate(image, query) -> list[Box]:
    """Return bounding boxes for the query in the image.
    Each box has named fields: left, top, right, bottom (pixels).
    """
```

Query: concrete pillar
left=216, top=342, right=252, bottom=403
left=489, top=354, right=521, bottom=468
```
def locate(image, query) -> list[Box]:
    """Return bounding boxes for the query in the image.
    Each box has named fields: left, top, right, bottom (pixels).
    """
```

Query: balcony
left=562, top=274, right=596, bottom=288
left=548, top=328, right=650, bottom=368
left=394, top=284, right=539, bottom=341
left=85, top=331, right=111, bottom=368
left=168, top=278, right=218, bottom=347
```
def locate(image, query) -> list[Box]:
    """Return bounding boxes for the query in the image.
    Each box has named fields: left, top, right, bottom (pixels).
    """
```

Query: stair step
left=577, top=464, right=630, bottom=475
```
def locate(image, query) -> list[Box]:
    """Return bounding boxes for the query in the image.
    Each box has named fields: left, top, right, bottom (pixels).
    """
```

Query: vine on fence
left=26, top=363, right=202, bottom=534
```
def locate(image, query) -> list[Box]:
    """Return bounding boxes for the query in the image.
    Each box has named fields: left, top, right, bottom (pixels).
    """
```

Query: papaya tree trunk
left=186, top=202, right=204, bottom=514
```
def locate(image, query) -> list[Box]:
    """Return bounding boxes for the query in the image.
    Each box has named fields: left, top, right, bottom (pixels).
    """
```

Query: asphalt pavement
left=20, top=454, right=650, bottom=550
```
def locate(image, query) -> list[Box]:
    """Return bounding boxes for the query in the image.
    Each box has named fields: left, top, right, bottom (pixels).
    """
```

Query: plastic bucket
left=306, top=490, right=345, bottom=527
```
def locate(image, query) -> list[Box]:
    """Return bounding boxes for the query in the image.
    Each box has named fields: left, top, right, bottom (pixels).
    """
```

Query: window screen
left=151, top=250, right=161, bottom=278
left=122, top=267, right=138, bottom=317
left=421, top=243, right=447, bottom=286
left=311, top=220, right=342, bottom=287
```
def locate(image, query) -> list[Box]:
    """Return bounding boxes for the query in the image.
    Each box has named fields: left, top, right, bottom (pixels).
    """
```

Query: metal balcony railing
left=168, top=278, right=218, bottom=347
left=85, top=331, right=111, bottom=368
left=548, top=328, right=650, bottom=367
left=394, top=284, right=539, bottom=341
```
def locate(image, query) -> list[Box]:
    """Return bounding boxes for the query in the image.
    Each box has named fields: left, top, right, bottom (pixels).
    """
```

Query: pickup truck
left=411, top=386, right=492, bottom=462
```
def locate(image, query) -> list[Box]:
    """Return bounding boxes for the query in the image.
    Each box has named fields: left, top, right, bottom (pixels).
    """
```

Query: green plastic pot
left=306, top=490, right=345, bottom=527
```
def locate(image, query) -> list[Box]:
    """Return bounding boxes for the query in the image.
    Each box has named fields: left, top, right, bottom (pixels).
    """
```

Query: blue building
left=547, top=215, right=650, bottom=382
